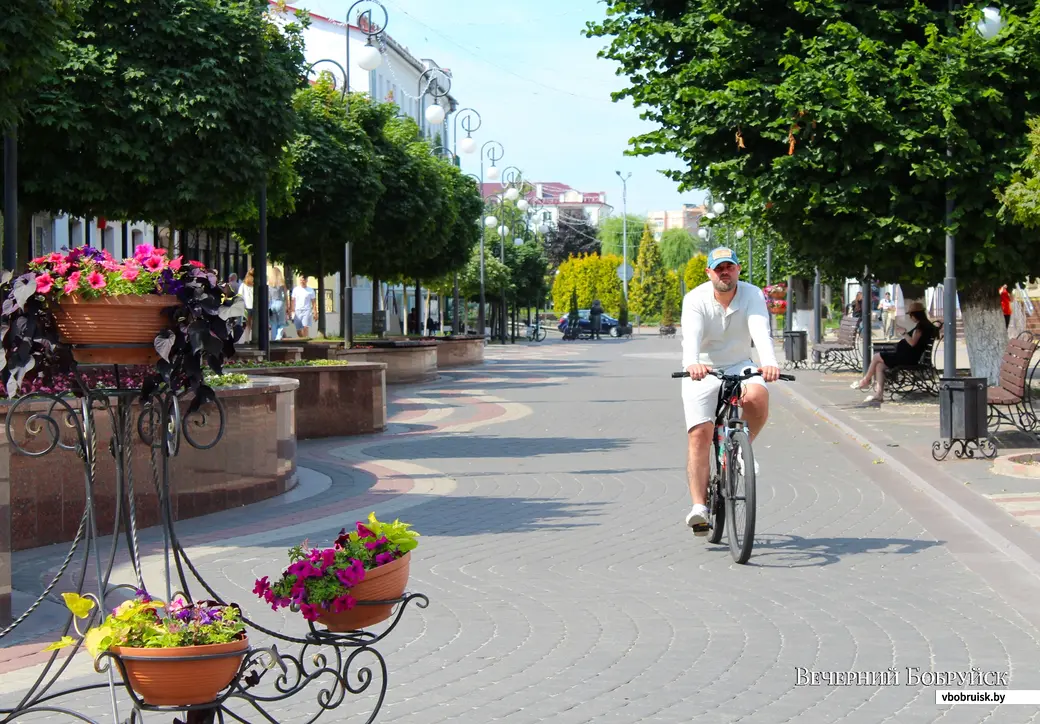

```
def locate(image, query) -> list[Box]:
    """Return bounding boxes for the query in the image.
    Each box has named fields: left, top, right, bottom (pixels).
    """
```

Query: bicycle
left=525, top=322, right=547, bottom=342
left=671, top=367, right=795, bottom=564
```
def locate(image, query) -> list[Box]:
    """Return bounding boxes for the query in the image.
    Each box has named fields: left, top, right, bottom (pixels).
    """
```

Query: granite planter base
left=434, top=335, right=485, bottom=367
left=2, top=377, right=298, bottom=552
left=344, top=341, right=438, bottom=384
left=239, top=363, right=386, bottom=439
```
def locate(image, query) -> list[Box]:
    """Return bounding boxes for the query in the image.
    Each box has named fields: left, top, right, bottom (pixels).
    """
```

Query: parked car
left=557, top=309, right=620, bottom=337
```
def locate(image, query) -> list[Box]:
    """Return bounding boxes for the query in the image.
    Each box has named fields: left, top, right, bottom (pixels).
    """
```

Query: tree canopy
left=598, top=213, right=644, bottom=259
left=586, top=1, right=1040, bottom=294
left=544, top=210, right=600, bottom=268
left=0, top=0, right=78, bottom=131
left=659, top=228, right=696, bottom=271
left=17, top=0, right=306, bottom=226
left=266, top=79, right=382, bottom=277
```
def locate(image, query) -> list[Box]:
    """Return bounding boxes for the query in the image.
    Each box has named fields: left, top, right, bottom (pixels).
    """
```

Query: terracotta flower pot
left=53, top=294, right=179, bottom=365
left=767, top=288, right=787, bottom=300
left=315, top=552, right=411, bottom=632
left=110, top=637, right=248, bottom=706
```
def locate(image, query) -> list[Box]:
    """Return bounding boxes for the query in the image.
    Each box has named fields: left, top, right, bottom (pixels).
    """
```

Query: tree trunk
left=317, top=258, right=327, bottom=336
left=961, top=282, right=1006, bottom=385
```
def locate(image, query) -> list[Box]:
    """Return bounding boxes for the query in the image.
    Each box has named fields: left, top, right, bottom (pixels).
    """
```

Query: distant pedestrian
left=291, top=276, right=316, bottom=338
left=590, top=299, right=604, bottom=340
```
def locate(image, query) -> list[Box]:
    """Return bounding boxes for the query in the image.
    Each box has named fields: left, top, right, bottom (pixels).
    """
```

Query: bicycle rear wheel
left=706, top=441, right=725, bottom=544
left=536, top=328, right=546, bottom=342
left=725, top=430, right=756, bottom=564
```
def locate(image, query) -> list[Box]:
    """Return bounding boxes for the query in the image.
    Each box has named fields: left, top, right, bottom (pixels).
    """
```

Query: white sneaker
left=736, top=448, right=760, bottom=476
left=686, top=504, right=710, bottom=536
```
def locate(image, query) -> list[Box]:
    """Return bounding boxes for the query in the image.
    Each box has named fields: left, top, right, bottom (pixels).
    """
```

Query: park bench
left=885, top=322, right=943, bottom=401
left=986, top=331, right=1040, bottom=438
left=812, top=316, right=860, bottom=371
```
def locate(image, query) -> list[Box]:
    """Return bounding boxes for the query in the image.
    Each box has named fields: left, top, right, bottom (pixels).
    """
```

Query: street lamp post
left=477, top=140, right=504, bottom=339
left=342, top=0, right=388, bottom=347
left=453, top=108, right=481, bottom=164
left=499, top=167, right=524, bottom=343
left=615, top=171, right=632, bottom=299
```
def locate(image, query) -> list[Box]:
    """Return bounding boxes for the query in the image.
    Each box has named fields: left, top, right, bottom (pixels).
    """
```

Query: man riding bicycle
left=681, top=247, right=780, bottom=535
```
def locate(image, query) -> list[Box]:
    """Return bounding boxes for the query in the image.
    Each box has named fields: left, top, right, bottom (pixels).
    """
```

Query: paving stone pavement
left=4, top=337, right=1040, bottom=723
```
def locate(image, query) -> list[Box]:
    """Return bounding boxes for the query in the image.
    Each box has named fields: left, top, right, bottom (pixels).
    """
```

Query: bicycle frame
left=711, top=377, right=747, bottom=477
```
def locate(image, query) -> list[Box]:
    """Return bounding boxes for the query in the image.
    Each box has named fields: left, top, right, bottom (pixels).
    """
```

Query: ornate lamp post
left=615, top=171, right=632, bottom=299
left=453, top=108, right=481, bottom=163
left=475, top=140, right=504, bottom=338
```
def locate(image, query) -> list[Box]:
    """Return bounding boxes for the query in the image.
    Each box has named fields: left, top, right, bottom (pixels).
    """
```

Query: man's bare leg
left=740, top=386, right=770, bottom=442
left=686, top=422, right=713, bottom=506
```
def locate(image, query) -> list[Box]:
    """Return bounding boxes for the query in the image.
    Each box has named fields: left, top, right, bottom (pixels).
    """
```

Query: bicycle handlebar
left=671, top=369, right=796, bottom=382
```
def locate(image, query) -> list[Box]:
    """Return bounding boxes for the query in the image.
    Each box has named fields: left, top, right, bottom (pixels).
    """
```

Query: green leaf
left=41, top=635, right=76, bottom=652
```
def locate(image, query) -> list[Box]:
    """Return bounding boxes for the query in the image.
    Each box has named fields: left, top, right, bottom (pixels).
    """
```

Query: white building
left=482, top=182, right=611, bottom=228
left=268, top=2, right=460, bottom=335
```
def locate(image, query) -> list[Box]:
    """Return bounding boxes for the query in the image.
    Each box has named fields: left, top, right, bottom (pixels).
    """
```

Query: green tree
left=0, top=0, right=78, bottom=131
left=659, top=228, right=696, bottom=271
left=588, top=0, right=1040, bottom=382
left=629, top=224, right=666, bottom=321
left=267, top=79, right=381, bottom=284
left=544, top=210, right=600, bottom=268
left=684, top=254, right=709, bottom=292
left=664, top=269, right=682, bottom=325
left=17, top=0, right=306, bottom=227
left=550, top=253, right=624, bottom=317
left=598, top=214, right=644, bottom=259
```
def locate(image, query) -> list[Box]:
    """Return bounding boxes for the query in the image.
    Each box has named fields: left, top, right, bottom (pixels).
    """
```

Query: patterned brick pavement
left=4, top=337, right=1040, bottom=723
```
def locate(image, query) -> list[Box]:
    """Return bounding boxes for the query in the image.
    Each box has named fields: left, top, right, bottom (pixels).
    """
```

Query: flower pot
left=767, top=288, right=787, bottom=300
left=54, top=294, right=179, bottom=365
left=315, top=552, right=411, bottom=632
left=109, top=637, right=248, bottom=706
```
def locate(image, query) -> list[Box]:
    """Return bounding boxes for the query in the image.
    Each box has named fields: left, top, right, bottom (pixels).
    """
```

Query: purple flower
left=135, top=588, right=153, bottom=603
left=300, top=603, right=321, bottom=621
left=198, top=607, right=219, bottom=625
left=375, top=552, right=396, bottom=567
left=253, top=577, right=270, bottom=596
left=357, top=523, right=375, bottom=538
left=330, top=594, right=356, bottom=613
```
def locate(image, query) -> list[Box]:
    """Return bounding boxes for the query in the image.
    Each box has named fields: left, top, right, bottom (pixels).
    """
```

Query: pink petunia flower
left=102, top=259, right=122, bottom=272
left=189, top=260, right=206, bottom=268
left=64, top=271, right=82, bottom=294
left=53, top=261, right=70, bottom=276
left=121, top=266, right=140, bottom=282
left=299, top=603, right=321, bottom=621
left=47, top=252, right=66, bottom=263
left=330, top=594, right=356, bottom=613
left=133, top=244, right=155, bottom=261
left=35, top=273, right=54, bottom=295
left=357, top=523, right=375, bottom=538
left=87, top=271, right=106, bottom=290
left=253, top=577, right=270, bottom=596
left=142, top=255, right=164, bottom=273
left=32, top=256, right=48, bottom=265
left=168, top=256, right=183, bottom=272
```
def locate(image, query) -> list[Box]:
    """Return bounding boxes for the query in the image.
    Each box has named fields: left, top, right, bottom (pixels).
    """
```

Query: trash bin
left=939, top=377, right=988, bottom=440
left=783, top=330, right=808, bottom=362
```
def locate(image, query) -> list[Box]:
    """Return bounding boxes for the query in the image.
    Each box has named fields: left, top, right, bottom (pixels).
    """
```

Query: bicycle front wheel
left=725, top=430, right=756, bottom=564
left=536, top=328, right=546, bottom=342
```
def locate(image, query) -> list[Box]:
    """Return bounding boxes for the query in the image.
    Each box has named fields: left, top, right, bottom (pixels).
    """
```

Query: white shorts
left=293, top=312, right=314, bottom=330
left=681, top=360, right=766, bottom=431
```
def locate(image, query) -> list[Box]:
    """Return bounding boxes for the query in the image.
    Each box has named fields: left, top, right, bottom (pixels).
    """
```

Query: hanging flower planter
left=54, top=294, right=178, bottom=365
left=257, top=513, right=419, bottom=633
left=766, top=299, right=787, bottom=315
left=315, top=552, right=411, bottom=632
left=45, top=592, right=249, bottom=707
left=0, top=244, right=245, bottom=402
left=111, top=638, right=249, bottom=706
left=764, top=284, right=787, bottom=300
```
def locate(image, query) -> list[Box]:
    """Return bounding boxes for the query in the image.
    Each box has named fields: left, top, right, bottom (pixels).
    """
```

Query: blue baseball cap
left=707, top=247, right=740, bottom=269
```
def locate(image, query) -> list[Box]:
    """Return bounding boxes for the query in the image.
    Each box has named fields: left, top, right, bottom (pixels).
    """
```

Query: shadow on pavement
left=360, top=435, right=630, bottom=460
left=407, top=495, right=606, bottom=536
left=720, top=533, right=946, bottom=568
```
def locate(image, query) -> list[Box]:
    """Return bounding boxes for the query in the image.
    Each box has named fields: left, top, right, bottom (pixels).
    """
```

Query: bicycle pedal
left=690, top=523, right=709, bottom=537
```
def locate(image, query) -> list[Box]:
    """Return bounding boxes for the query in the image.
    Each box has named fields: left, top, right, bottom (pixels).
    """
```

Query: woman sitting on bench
left=850, top=301, right=939, bottom=403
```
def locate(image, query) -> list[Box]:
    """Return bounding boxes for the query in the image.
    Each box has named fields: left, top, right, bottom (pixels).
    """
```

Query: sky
left=290, top=0, right=706, bottom=217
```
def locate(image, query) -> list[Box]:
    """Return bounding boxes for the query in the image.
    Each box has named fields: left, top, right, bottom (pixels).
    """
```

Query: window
left=543, top=211, right=552, bottom=222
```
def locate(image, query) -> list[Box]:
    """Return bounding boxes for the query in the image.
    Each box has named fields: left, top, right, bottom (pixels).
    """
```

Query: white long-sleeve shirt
left=680, top=281, right=778, bottom=369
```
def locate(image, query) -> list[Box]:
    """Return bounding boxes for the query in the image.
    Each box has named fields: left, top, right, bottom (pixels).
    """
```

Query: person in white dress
left=290, top=277, right=317, bottom=338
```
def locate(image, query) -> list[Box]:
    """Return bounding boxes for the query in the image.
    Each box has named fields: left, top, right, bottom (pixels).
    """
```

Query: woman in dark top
left=850, top=301, right=938, bottom=403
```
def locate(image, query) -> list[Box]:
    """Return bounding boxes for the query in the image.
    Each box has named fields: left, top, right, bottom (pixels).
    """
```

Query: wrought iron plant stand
left=0, top=364, right=427, bottom=724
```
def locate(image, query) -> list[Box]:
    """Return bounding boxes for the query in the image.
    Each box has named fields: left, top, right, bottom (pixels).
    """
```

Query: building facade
left=481, top=182, right=611, bottom=228
left=646, top=203, right=706, bottom=241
